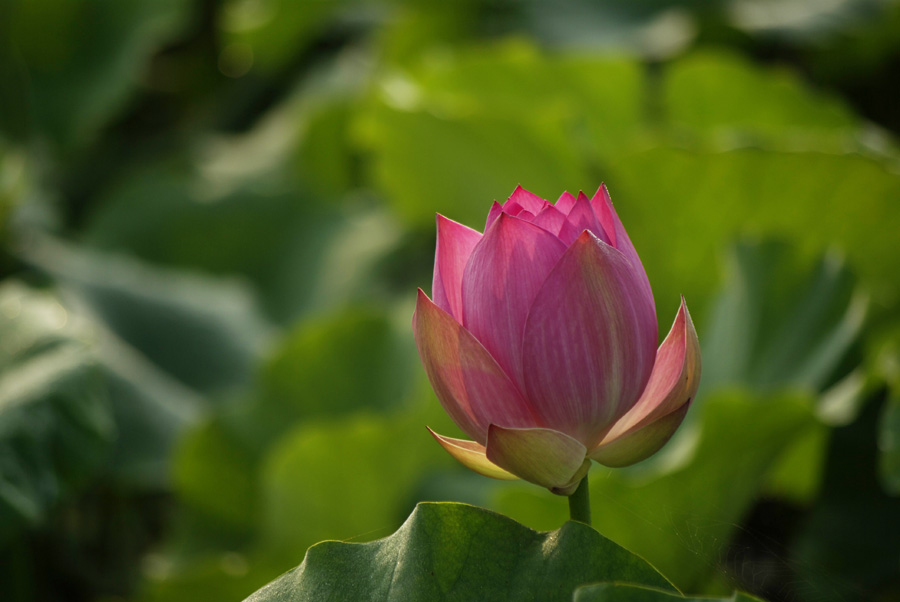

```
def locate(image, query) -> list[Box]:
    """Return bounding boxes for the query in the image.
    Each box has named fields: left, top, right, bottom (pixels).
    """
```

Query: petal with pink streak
left=433, top=215, right=482, bottom=320
left=589, top=297, right=700, bottom=465
left=428, top=428, right=519, bottom=480
left=531, top=204, right=580, bottom=243
left=506, top=185, right=548, bottom=214
left=485, top=201, right=503, bottom=231
left=590, top=185, right=653, bottom=302
left=414, top=290, right=538, bottom=443
left=562, top=192, right=609, bottom=246
left=485, top=425, right=590, bottom=494
left=501, top=200, right=525, bottom=217
left=522, top=231, right=658, bottom=448
left=556, top=191, right=577, bottom=213
left=462, top=213, right=567, bottom=390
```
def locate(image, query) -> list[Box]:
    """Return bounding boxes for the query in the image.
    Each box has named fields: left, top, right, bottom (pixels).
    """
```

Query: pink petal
left=531, top=204, right=580, bottom=243
left=590, top=184, right=653, bottom=302
left=486, top=425, right=590, bottom=495
left=589, top=298, right=700, bottom=466
left=522, top=231, right=658, bottom=448
left=556, top=191, right=577, bottom=213
left=501, top=200, right=525, bottom=217
left=562, top=192, right=609, bottom=246
left=428, top=428, right=519, bottom=480
left=413, top=290, right=540, bottom=443
left=506, top=185, right=548, bottom=214
left=432, top=215, right=482, bottom=321
left=590, top=184, right=618, bottom=247
left=485, top=201, right=503, bottom=231
left=461, top=213, right=567, bottom=390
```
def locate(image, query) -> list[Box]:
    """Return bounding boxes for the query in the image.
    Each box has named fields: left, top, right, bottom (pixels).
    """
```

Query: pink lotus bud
left=414, top=185, right=700, bottom=495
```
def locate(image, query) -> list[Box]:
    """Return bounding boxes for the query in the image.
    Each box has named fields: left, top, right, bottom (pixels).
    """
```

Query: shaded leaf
left=0, top=282, right=112, bottom=543
left=574, top=582, right=764, bottom=601
left=358, top=104, right=590, bottom=227
left=664, top=52, right=859, bottom=147
left=7, top=0, right=189, bottom=147
left=790, top=395, right=900, bottom=601
left=701, top=238, right=864, bottom=396
left=259, top=407, right=447, bottom=561
left=22, top=235, right=271, bottom=394
left=245, top=502, right=675, bottom=602
left=605, top=147, right=900, bottom=329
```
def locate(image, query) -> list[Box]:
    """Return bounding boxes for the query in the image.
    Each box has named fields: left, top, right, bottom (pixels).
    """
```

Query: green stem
left=567, top=474, right=591, bottom=525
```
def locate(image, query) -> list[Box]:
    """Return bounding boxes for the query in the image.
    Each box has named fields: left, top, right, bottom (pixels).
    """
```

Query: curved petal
left=590, top=184, right=653, bottom=303
left=461, top=213, right=567, bottom=390
left=507, top=185, right=548, bottom=214
left=589, top=403, right=690, bottom=467
left=433, top=215, right=482, bottom=320
left=522, top=231, right=658, bottom=448
left=501, top=200, right=525, bottom=217
left=428, top=428, right=519, bottom=480
left=531, top=204, right=579, bottom=243
left=564, top=192, right=609, bottom=246
left=590, top=298, right=700, bottom=463
left=555, top=191, right=577, bottom=214
left=485, top=201, right=503, bottom=231
left=485, top=425, right=591, bottom=495
left=413, top=290, right=539, bottom=443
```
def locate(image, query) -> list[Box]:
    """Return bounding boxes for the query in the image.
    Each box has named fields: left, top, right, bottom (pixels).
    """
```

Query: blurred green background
left=1, top=0, right=900, bottom=600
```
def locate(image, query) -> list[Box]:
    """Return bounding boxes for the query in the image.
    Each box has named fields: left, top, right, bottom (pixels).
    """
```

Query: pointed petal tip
left=589, top=403, right=689, bottom=467
left=571, top=227, right=619, bottom=254
left=428, top=427, right=519, bottom=481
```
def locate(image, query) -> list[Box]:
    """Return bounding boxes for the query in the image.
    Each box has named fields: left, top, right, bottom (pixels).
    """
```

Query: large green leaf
left=258, top=405, right=451, bottom=562
left=358, top=104, right=591, bottom=227
left=80, top=159, right=403, bottom=324
left=0, top=282, right=112, bottom=543
left=22, top=235, right=271, bottom=394
left=258, top=305, right=415, bottom=425
left=219, top=0, right=352, bottom=74
left=699, top=239, right=867, bottom=502
left=245, top=502, right=675, bottom=602
left=605, top=147, right=900, bottom=328
left=702, top=239, right=864, bottom=396
left=790, top=396, right=900, bottom=601
left=663, top=52, right=859, bottom=148
left=574, top=583, right=764, bottom=601
left=5, top=0, right=188, bottom=148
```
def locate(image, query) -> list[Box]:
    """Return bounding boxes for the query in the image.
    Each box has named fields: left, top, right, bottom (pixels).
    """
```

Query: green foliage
left=246, top=502, right=674, bottom=602
left=574, top=584, right=764, bottom=601
left=0, top=282, right=111, bottom=543
left=702, top=239, right=863, bottom=394
left=3, top=1, right=900, bottom=600
left=3, top=0, right=189, bottom=148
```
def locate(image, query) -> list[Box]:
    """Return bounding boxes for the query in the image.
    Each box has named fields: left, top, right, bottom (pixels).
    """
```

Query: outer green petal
left=589, top=404, right=690, bottom=467
left=486, top=425, right=591, bottom=495
left=427, top=428, right=519, bottom=481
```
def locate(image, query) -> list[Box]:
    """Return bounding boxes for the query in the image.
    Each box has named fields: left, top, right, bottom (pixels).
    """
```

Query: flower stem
left=567, top=474, right=591, bottom=525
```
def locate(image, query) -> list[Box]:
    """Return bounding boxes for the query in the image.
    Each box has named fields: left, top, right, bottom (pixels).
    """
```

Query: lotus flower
left=413, top=185, right=700, bottom=495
